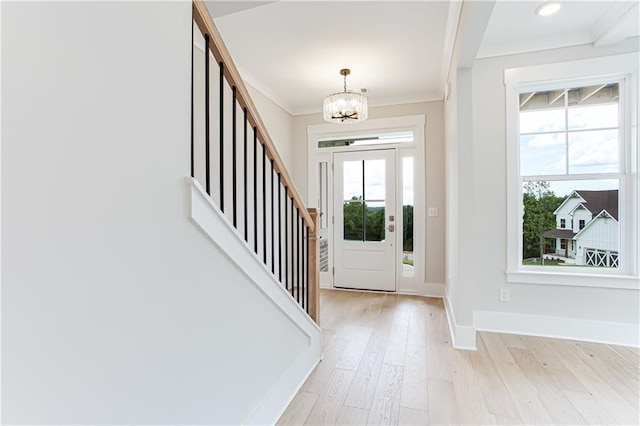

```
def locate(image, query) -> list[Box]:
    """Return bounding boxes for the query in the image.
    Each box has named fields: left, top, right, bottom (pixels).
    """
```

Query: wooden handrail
left=192, top=1, right=314, bottom=232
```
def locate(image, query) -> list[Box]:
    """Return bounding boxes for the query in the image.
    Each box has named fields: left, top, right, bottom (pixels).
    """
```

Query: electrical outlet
left=499, top=288, right=510, bottom=302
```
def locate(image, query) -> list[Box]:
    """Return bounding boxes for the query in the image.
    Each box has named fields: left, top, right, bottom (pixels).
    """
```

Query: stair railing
left=191, top=1, right=319, bottom=323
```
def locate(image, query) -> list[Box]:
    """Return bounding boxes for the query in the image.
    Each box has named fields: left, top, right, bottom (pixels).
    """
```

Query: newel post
left=308, top=208, right=320, bottom=324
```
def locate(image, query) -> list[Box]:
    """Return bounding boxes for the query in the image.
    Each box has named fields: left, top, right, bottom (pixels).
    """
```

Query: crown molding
left=235, top=63, right=297, bottom=116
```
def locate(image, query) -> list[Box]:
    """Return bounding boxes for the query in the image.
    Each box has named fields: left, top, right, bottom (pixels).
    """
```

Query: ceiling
left=478, top=1, right=639, bottom=58
left=205, top=1, right=639, bottom=116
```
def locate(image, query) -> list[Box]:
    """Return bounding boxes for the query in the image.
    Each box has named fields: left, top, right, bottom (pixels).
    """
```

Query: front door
left=333, top=149, right=396, bottom=291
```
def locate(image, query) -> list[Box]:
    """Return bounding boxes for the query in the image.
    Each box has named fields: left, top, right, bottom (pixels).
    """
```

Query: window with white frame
left=505, top=53, right=638, bottom=287
left=519, top=81, right=621, bottom=268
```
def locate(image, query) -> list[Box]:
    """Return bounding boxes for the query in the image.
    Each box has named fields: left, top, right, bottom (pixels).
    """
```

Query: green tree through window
left=343, top=196, right=386, bottom=242
left=522, top=182, right=563, bottom=260
left=403, top=205, right=413, bottom=251
left=343, top=197, right=363, bottom=241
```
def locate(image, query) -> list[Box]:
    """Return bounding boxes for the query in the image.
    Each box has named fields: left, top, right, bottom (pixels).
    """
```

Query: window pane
left=567, top=83, right=618, bottom=106
left=319, top=162, right=328, bottom=229
left=520, top=106, right=566, bottom=133
left=343, top=200, right=363, bottom=241
left=343, top=160, right=362, bottom=200
left=520, top=133, right=566, bottom=176
left=402, top=157, right=414, bottom=277
left=365, top=201, right=385, bottom=242
left=568, top=129, right=618, bottom=174
left=319, top=131, right=413, bottom=148
left=519, top=82, right=621, bottom=179
left=568, top=103, right=618, bottom=130
left=364, top=159, right=385, bottom=200
left=522, top=179, right=619, bottom=269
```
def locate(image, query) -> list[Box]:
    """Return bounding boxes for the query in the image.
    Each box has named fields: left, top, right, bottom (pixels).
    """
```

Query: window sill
left=505, top=269, right=640, bottom=290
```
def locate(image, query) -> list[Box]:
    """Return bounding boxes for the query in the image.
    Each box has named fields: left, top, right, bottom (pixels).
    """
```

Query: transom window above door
left=318, top=130, right=413, bottom=148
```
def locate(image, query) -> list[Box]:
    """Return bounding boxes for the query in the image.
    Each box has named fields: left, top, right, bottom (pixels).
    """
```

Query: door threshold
left=332, top=286, right=397, bottom=293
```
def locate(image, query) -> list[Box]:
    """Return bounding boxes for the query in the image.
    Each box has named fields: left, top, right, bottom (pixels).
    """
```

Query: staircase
left=189, top=2, right=322, bottom=422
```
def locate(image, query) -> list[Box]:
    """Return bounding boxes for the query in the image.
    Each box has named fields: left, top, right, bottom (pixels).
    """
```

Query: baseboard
left=443, top=294, right=477, bottom=350
left=249, top=348, right=322, bottom=425
left=475, top=310, right=640, bottom=348
left=424, top=282, right=445, bottom=298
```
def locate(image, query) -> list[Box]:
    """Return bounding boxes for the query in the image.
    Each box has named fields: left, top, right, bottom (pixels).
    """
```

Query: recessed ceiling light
left=535, top=1, right=561, bottom=16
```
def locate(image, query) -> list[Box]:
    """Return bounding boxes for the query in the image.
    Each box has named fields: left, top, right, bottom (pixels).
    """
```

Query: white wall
left=471, top=39, right=640, bottom=342
left=2, top=2, right=316, bottom=423
left=443, top=0, right=495, bottom=349
left=292, top=102, right=446, bottom=288
left=247, top=83, right=295, bottom=172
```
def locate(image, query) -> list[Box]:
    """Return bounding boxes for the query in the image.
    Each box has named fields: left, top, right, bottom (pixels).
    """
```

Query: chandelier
left=323, top=68, right=368, bottom=124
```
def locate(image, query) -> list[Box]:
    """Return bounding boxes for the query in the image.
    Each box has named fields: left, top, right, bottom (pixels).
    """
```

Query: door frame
left=307, top=115, right=426, bottom=294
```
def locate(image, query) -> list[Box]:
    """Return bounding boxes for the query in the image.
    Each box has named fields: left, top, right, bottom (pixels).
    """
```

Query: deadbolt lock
left=388, top=224, right=395, bottom=232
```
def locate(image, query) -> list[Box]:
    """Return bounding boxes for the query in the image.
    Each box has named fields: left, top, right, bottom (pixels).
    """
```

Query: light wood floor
left=278, top=289, right=640, bottom=425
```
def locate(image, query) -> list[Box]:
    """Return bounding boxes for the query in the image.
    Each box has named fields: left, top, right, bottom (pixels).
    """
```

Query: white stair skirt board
left=187, top=177, right=321, bottom=424
left=444, top=295, right=477, bottom=350
left=475, top=310, right=640, bottom=348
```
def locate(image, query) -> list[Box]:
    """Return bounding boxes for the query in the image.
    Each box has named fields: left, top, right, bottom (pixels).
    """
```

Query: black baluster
left=219, top=61, right=224, bottom=212
left=243, top=108, right=248, bottom=242
left=253, top=128, right=258, bottom=254
left=190, top=20, right=194, bottom=178
left=297, top=208, right=301, bottom=305
left=290, top=199, right=295, bottom=298
left=271, top=159, right=275, bottom=275
left=232, top=86, right=237, bottom=228
left=299, top=215, right=303, bottom=309
left=285, top=188, right=289, bottom=290
left=305, top=224, right=309, bottom=313
left=204, top=34, right=210, bottom=195
left=278, top=174, right=282, bottom=283
left=263, top=146, right=267, bottom=265
left=302, top=219, right=306, bottom=311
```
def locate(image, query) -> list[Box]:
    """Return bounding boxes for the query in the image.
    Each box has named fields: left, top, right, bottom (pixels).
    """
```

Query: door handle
left=388, top=224, right=395, bottom=232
